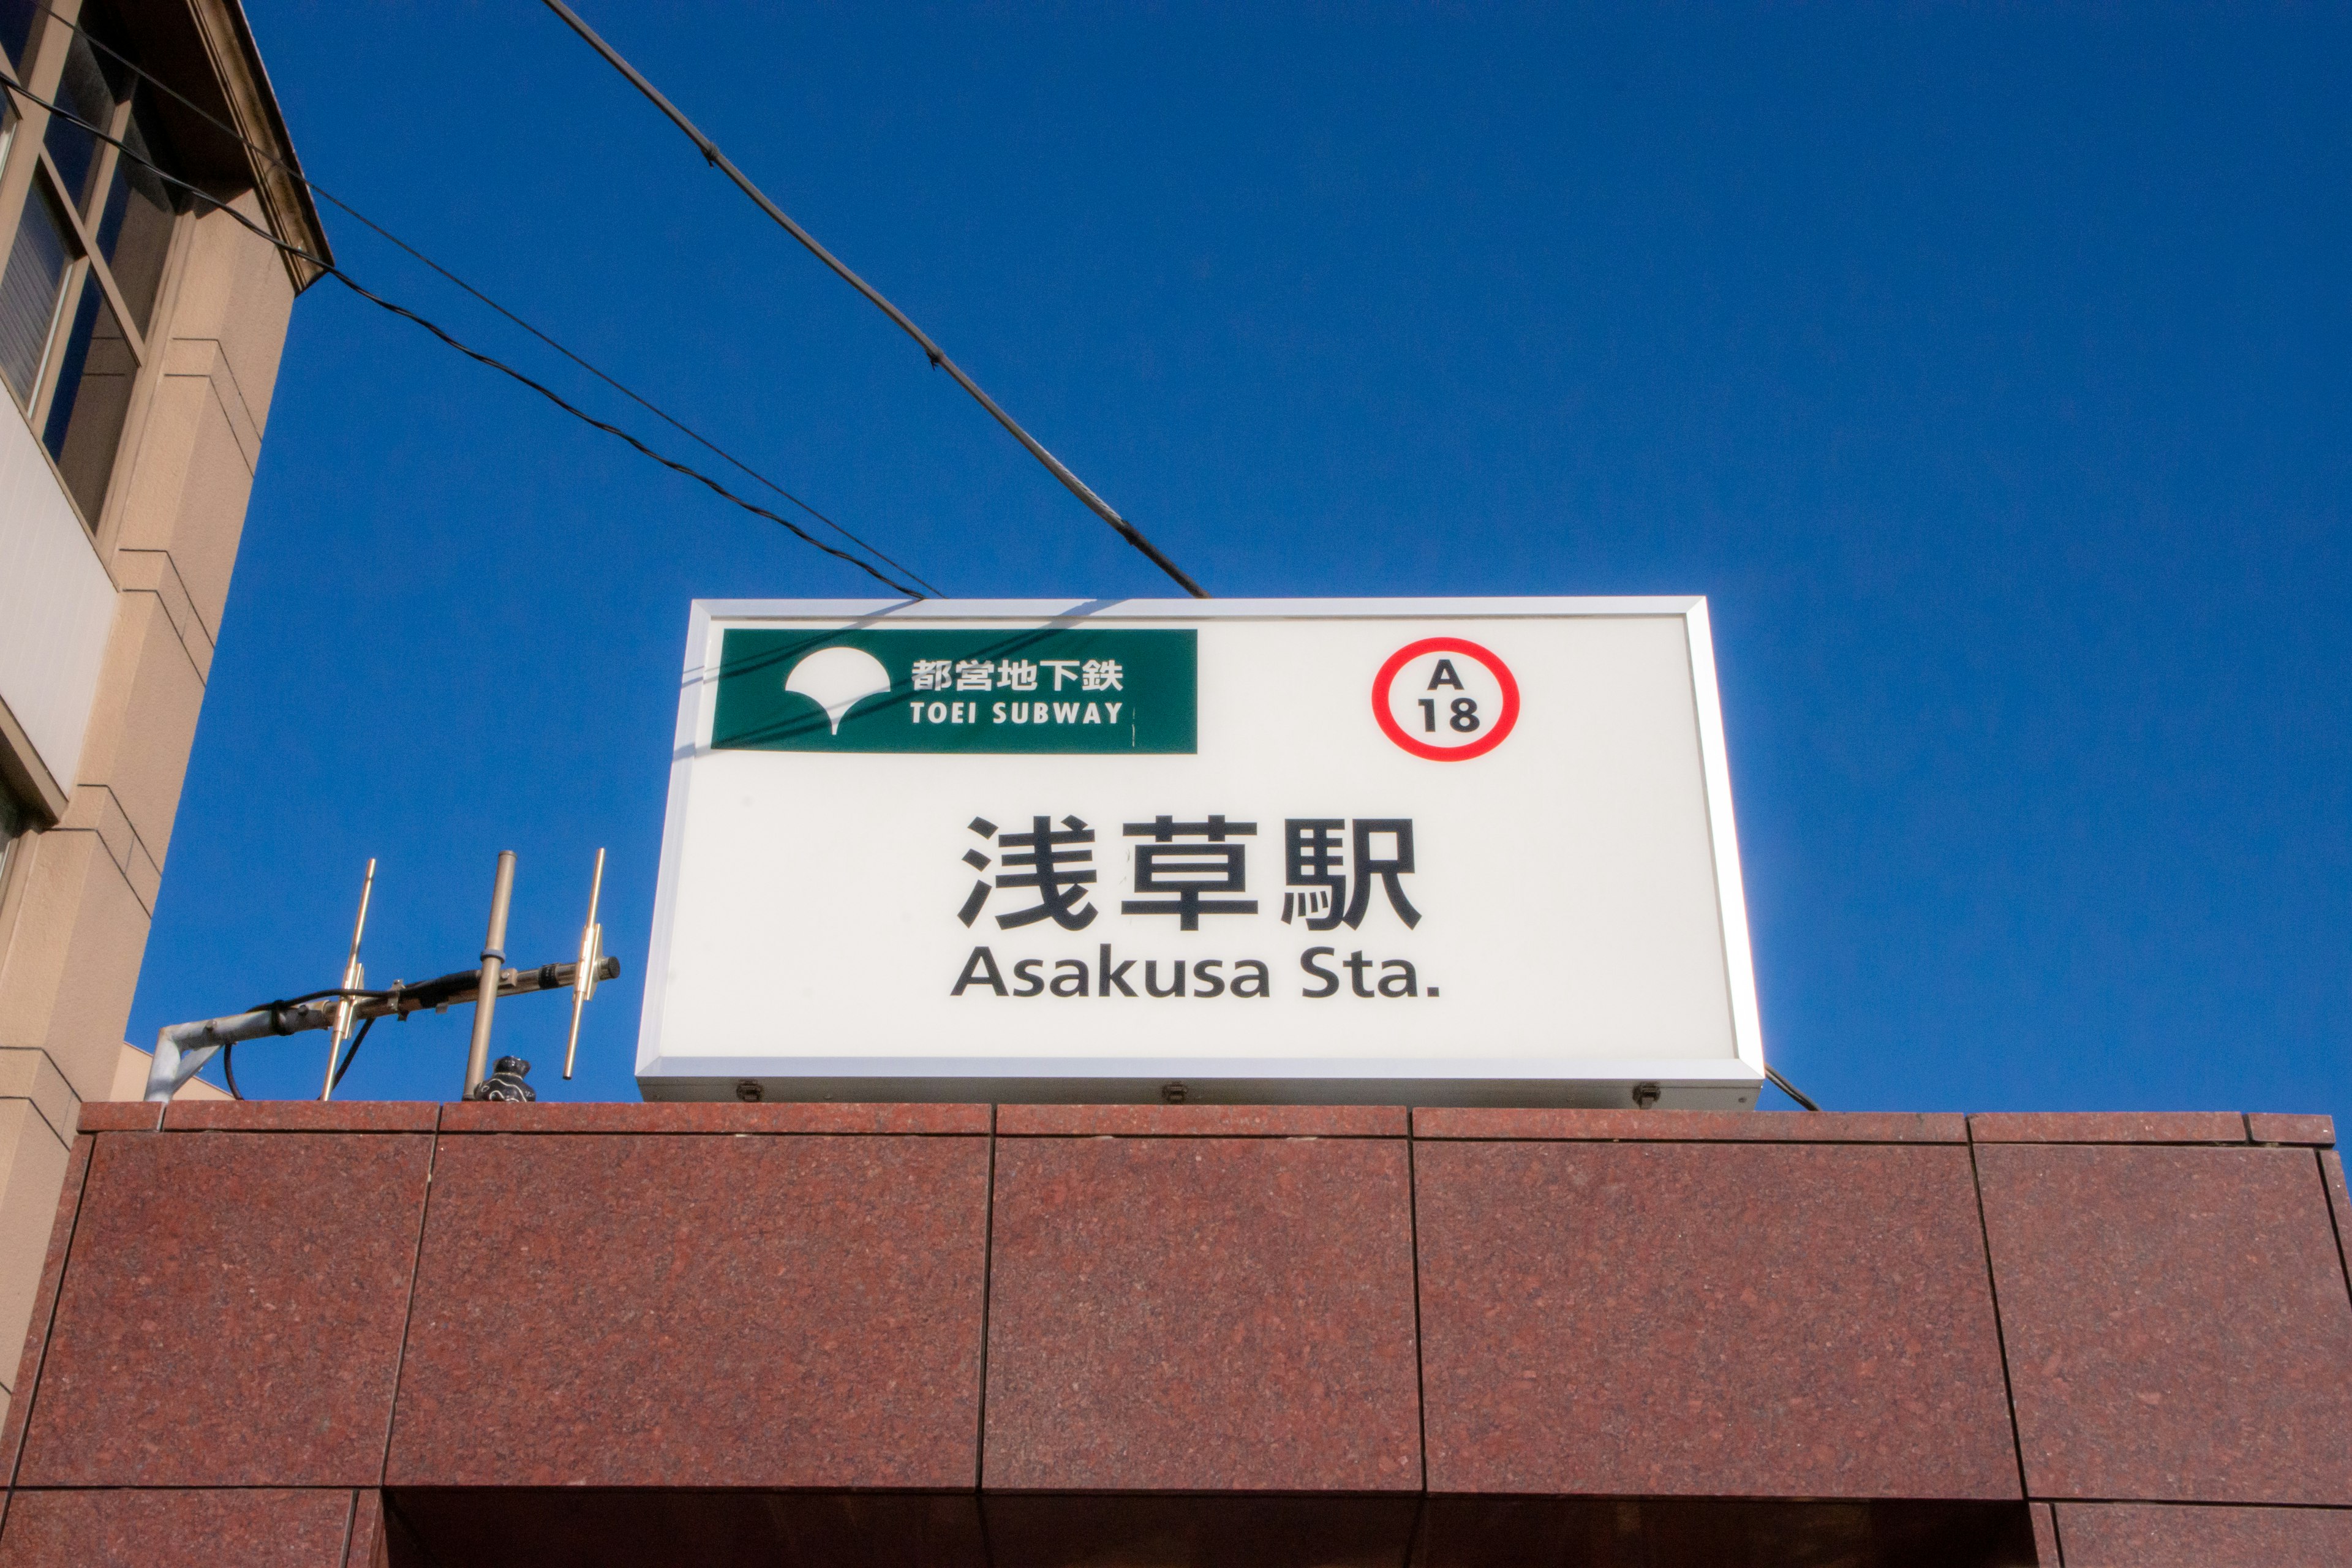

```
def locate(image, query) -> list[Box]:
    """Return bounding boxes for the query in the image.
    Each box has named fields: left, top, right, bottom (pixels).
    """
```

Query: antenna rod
left=464, top=851, right=518, bottom=1098
left=564, top=847, right=606, bottom=1080
left=320, top=859, right=375, bottom=1101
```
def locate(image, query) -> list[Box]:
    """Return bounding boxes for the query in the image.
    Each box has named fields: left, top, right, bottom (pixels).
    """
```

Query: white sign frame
left=639, top=597, right=1767, bottom=1109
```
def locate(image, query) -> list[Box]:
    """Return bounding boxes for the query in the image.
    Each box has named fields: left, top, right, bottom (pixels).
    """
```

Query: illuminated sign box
left=639, top=598, right=1766, bottom=1107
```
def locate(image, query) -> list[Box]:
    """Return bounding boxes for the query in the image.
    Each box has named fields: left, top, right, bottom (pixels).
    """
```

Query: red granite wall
left=0, top=1100, right=2342, bottom=1567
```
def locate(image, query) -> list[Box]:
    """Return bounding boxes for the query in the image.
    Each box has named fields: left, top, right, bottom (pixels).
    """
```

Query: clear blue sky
left=129, top=3, right=2347, bottom=1118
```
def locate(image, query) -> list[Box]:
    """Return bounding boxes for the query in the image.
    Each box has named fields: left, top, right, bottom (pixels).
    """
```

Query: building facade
left=0, top=1101, right=2345, bottom=1566
left=0, top=0, right=320, bottom=1431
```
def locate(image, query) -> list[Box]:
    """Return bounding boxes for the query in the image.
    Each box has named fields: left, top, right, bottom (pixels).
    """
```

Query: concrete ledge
left=1412, top=1107, right=1966, bottom=1142
left=0, top=1488, right=360, bottom=1567
left=998, top=1103, right=1404, bottom=1137
left=72, top=1104, right=160, bottom=1133
left=2248, top=1112, right=2335, bottom=1147
left=436, top=1101, right=990, bottom=1135
left=2049, top=1501, right=2352, bottom=1565
left=1969, top=1112, right=2250, bottom=1144
left=164, top=1101, right=439, bottom=1133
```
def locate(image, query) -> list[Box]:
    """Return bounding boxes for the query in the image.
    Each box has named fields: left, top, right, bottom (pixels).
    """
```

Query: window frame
left=0, top=0, right=189, bottom=546
left=0, top=778, right=23, bottom=886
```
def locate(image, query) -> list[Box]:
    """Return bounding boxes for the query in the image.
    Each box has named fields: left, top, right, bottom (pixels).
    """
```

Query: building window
left=0, top=3, right=183, bottom=529
left=0, top=172, right=70, bottom=399
left=0, top=0, right=33, bottom=73
left=0, top=782, right=24, bottom=893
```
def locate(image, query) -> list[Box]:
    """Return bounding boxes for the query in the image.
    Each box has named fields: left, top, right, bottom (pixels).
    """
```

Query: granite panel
left=986, top=1494, right=1417, bottom=1568
left=437, top=1101, right=988, bottom=1134
left=1412, top=1107, right=1964, bottom=1142
left=345, top=1491, right=386, bottom=1568
left=2051, top=1502, right=2352, bottom=1565
left=1969, top=1112, right=2246, bottom=1144
left=389, top=1489, right=986, bottom=1568
left=72, top=1103, right=160, bottom=1133
left=0, top=1136, right=87, bottom=1485
left=388, top=1131, right=988, bottom=1488
left=2247, top=1112, right=2335, bottom=1147
left=2324, top=1151, right=2352, bottom=1295
left=164, top=1101, right=439, bottom=1133
left=984, top=1135, right=1420, bottom=1491
left=0, top=1488, right=354, bottom=1566
left=1414, top=1499, right=2039, bottom=1568
left=1417, top=1140, right=2018, bottom=1499
left=1978, top=1144, right=2352, bottom=1504
left=998, top=1103, right=1404, bottom=1137
left=2030, top=1502, right=2059, bottom=1567
left=18, top=1133, right=432, bottom=1486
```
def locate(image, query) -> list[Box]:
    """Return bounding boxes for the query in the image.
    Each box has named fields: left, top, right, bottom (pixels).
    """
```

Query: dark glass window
left=0, top=779, right=25, bottom=889
left=42, top=29, right=127, bottom=215
left=43, top=276, right=132, bottom=518
left=0, top=0, right=35, bottom=70
left=0, top=180, right=72, bottom=404
left=94, top=99, right=176, bottom=330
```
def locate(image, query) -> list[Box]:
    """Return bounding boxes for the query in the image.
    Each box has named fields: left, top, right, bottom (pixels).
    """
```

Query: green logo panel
left=711, top=627, right=1197, bottom=753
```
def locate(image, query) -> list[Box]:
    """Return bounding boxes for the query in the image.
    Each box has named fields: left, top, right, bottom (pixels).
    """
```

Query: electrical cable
left=244, top=986, right=393, bottom=1009
left=539, top=0, right=1211, bottom=599
left=331, top=1014, right=375, bottom=1091
left=1766, top=1065, right=1823, bottom=1112
left=208, top=997, right=371, bottom=1101
left=0, top=80, right=928, bottom=598
left=28, top=2, right=941, bottom=596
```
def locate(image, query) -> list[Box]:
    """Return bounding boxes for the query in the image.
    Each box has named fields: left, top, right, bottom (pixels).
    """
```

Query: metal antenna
left=320, top=859, right=376, bottom=1101
left=564, top=848, right=606, bottom=1080
left=463, top=851, right=518, bottom=1098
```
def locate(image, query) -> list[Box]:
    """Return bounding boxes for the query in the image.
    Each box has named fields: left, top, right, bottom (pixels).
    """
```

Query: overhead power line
left=20, top=7, right=935, bottom=595
left=315, top=193, right=932, bottom=597
left=0, top=76, right=929, bottom=598
left=539, top=0, right=1211, bottom=600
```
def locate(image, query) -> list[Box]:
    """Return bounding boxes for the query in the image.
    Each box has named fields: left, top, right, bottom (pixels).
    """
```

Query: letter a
left=1427, top=658, right=1464, bottom=690
left=952, top=946, right=1008, bottom=996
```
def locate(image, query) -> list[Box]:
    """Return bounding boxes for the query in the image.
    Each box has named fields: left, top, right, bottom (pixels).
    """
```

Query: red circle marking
left=1373, top=637, right=1520, bottom=761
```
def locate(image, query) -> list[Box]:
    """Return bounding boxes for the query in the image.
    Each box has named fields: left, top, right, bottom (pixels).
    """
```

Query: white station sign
left=639, top=598, right=1766, bottom=1107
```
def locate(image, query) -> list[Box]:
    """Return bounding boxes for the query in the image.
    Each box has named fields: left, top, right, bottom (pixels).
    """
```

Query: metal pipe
left=321, top=858, right=376, bottom=1100
left=463, top=851, right=518, bottom=1098
left=146, top=1000, right=332, bottom=1102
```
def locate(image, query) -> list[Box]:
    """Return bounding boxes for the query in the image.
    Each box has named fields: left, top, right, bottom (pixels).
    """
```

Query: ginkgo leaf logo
left=783, top=646, right=893, bottom=736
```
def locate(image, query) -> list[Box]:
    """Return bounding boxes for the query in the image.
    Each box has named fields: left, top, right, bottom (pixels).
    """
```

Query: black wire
left=1766, top=1065, right=1823, bottom=1112
left=0, top=81, right=929, bottom=600
left=27, top=4, right=943, bottom=597
left=539, top=0, right=1210, bottom=598
left=244, top=986, right=391, bottom=1009
left=331, top=1014, right=375, bottom=1091
left=322, top=270, right=919, bottom=598
left=209, top=1009, right=365, bottom=1101
left=322, top=194, right=945, bottom=597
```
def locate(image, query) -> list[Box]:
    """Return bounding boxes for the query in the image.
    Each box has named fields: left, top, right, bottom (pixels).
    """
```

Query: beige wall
left=0, top=0, right=311, bottom=1432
